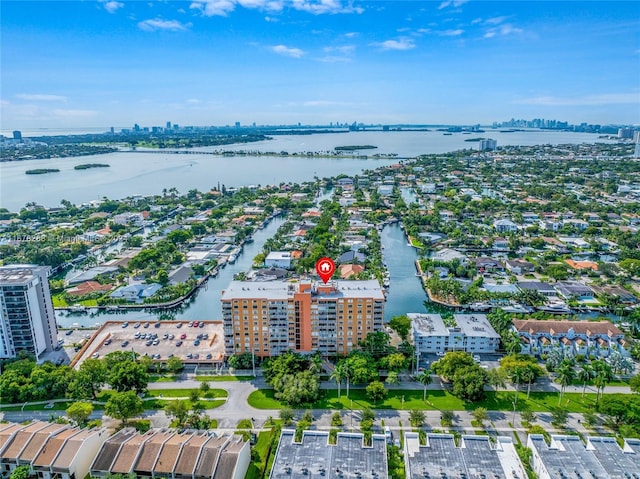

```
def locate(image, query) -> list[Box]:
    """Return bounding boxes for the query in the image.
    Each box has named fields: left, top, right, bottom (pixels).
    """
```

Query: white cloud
left=344, top=32, right=359, bottom=38
left=516, top=93, right=640, bottom=106
left=372, top=38, right=415, bottom=51
left=484, top=16, right=507, bottom=25
left=484, top=23, right=523, bottom=38
left=186, top=98, right=201, bottom=104
left=439, top=29, right=464, bottom=36
left=190, top=0, right=360, bottom=17
left=323, top=45, right=355, bottom=54
left=15, top=94, right=67, bottom=101
left=438, top=0, right=469, bottom=10
left=138, top=18, right=192, bottom=31
left=190, top=0, right=236, bottom=16
left=102, top=1, right=124, bottom=13
left=271, top=45, right=305, bottom=58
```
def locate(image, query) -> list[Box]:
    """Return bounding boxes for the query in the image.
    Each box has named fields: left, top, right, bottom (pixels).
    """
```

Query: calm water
left=0, top=130, right=611, bottom=211
left=382, top=223, right=428, bottom=320
left=56, top=216, right=285, bottom=328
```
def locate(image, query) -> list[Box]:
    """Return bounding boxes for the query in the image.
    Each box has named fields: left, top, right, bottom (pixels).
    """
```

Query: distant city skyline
left=1, top=1, right=639, bottom=130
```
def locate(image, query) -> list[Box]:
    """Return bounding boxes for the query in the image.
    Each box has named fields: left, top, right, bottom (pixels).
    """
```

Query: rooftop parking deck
left=71, top=320, right=225, bottom=368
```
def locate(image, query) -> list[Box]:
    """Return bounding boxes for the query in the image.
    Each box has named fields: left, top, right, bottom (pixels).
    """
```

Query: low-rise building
left=0, top=422, right=109, bottom=479
left=528, top=434, right=640, bottom=479
left=410, top=313, right=500, bottom=356
left=404, top=432, right=527, bottom=479
left=513, top=319, right=628, bottom=357
left=91, top=428, right=249, bottom=479
left=270, top=430, right=388, bottom=479
left=264, top=252, right=292, bottom=269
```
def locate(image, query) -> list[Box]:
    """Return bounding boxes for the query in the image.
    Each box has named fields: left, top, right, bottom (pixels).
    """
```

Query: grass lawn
left=0, top=402, right=75, bottom=412
left=245, top=430, right=276, bottom=479
left=248, top=388, right=600, bottom=414
left=195, top=375, right=255, bottom=382
left=144, top=388, right=227, bottom=399
left=143, top=398, right=226, bottom=409
left=148, top=375, right=180, bottom=382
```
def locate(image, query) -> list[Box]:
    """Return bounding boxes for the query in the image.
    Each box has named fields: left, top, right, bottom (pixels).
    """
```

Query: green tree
left=280, top=407, right=294, bottom=426
left=389, top=315, right=412, bottom=342
left=9, top=465, right=30, bottom=479
left=330, top=363, right=346, bottom=398
left=472, top=407, right=489, bottom=426
left=381, top=352, right=407, bottom=372
left=105, top=390, right=144, bottom=425
left=577, top=364, right=595, bottom=398
left=385, top=371, right=400, bottom=385
left=65, top=401, right=93, bottom=427
left=556, top=361, right=576, bottom=405
left=108, top=360, right=149, bottom=393
left=521, top=409, right=536, bottom=424
left=272, top=370, right=320, bottom=407
left=67, top=358, right=107, bottom=400
left=416, top=370, right=433, bottom=402
left=630, top=374, right=640, bottom=394
left=551, top=407, right=569, bottom=429
left=365, top=381, right=388, bottom=403
left=166, top=356, right=184, bottom=374
left=165, top=400, right=190, bottom=427
left=409, top=409, right=426, bottom=428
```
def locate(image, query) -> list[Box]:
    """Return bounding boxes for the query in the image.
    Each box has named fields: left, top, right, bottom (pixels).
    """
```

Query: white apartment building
left=410, top=313, right=500, bottom=356
left=0, top=265, right=58, bottom=360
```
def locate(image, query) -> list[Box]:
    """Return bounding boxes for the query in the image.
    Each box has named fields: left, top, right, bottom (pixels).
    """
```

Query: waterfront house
left=513, top=319, right=628, bottom=357
left=109, top=283, right=162, bottom=303
left=554, top=281, right=595, bottom=300
left=517, top=281, right=557, bottom=297
left=505, top=259, right=535, bottom=275
left=265, top=252, right=292, bottom=269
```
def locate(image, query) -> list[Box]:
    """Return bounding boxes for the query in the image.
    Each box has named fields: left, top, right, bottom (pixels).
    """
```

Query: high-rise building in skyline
left=0, top=265, right=58, bottom=360
left=479, top=138, right=497, bottom=151
left=12, top=131, right=22, bottom=141
left=221, top=280, right=385, bottom=357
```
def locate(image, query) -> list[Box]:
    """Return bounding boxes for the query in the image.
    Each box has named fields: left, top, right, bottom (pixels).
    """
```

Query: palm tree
left=330, top=364, right=346, bottom=399
left=592, top=360, right=613, bottom=404
left=487, top=368, right=507, bottom=403
left=577, top=364, right=595, bottom=398
left=522, top=364, right=538, bottom=399
left=510, top=366, right=527, bottom=411
left=556, top=362, right=576, bottom=405
left=416, top=369, right=433, bottom=402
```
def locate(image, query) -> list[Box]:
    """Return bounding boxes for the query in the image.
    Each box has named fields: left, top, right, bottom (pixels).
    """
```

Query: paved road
left=1, top=374, right=631, bottom=433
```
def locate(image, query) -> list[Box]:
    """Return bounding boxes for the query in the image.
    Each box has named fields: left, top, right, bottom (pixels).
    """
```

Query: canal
left=58, top=216, right=432, bottom=328
left=56, top=216, right=285, bottom=328
left=380, top=222, right=429, bottom=321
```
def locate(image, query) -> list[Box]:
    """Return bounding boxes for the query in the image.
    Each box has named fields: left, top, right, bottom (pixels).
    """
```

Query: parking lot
left=71, top=320, right=225, bottom=368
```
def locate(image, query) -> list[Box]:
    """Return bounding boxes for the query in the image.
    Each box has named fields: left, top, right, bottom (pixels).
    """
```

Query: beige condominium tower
left=221, top=280, right=385, bottom=357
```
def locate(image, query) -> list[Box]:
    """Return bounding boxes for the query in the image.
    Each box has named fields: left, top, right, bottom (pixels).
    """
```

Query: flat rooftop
left=404, top=433, right=527, bottom=479
left=409, top=313, right=449, bottom=337
left=71, top=320, right=225, bottom=368
left=454, top=314, right=500, bottom=339
left=271, top=430, right=388, bottom=479
left=529, top=435, right=640, bottom=479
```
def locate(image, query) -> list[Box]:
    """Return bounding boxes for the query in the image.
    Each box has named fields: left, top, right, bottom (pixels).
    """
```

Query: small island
left=74, top=163, right=110, bottom=170
left=25, top=168, right=60, bottom=175
left=334, top=145, right=378, bottom=151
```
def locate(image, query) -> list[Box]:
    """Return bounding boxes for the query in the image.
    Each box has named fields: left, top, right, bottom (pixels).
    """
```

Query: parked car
left=176, top=340, right=183, bottom=347
left=121, top=340, right=129, bottom=347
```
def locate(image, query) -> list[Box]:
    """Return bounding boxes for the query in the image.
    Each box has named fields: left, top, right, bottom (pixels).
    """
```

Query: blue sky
left=1, top=0, right=639, bottom=130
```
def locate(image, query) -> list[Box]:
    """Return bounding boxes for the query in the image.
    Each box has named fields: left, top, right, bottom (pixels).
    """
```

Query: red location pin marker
left=315, top=257, right=335, bottom=284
